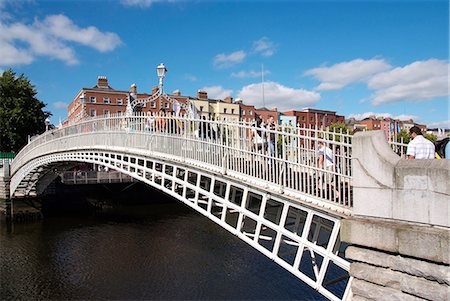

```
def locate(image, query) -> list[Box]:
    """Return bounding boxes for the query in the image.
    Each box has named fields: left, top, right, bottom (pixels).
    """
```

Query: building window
left=150, top=101, right=156, bottom=108
left=90, top=96, right=96, bottom=103
left=104, top=110, right=110, bottom=116
left=302, top=116, right=305, bottom=121
left=164, top=102, right=169, bottom=109
left=90, top=109, right=96, bottom=117
left=249, top=110, right=253, bottom=116
left=231, top=109, right=235, bottom=114
left=117, top=110, right=122, bottom=116
left=200, top=106, right=204, bottom=112
left=103, top=97, right=110, bottom=104
left=117, top=98, right=123, bottom=105
left=241, top=109, right=245, bottom=115
left=224, top=108, right=227, bottom=114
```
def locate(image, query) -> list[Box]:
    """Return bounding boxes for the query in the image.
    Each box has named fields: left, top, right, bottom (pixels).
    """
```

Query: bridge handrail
left=12, top=113, right=357, bottom=212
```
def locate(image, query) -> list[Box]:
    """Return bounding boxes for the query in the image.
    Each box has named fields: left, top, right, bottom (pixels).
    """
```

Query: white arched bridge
left=10, top=113, right=406, bottom=301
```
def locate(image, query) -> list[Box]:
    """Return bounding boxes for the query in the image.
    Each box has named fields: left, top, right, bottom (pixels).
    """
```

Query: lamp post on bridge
left=45, top=117, right=51, bottom=131
left=156, top=63, right=167, bottom=110
left=126, top=63, right=167, bottom=115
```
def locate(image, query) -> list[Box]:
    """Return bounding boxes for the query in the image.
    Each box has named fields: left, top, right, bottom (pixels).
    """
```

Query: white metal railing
left=12, top=113, right=356, bottom=212
left=60, top=170, right=135, bottom=185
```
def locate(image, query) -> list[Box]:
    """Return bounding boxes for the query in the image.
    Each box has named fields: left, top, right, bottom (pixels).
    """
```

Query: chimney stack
left=173, top=89, right=181, bottom=96
left=97, top=76, right=108, bottom=88
left=197, top=90, right=208, bottom=99
left=224, top=96, right=233, bottom=103
left=130, top=83, right=137, bottom=94
left=271, top=107, right=278, bottom=112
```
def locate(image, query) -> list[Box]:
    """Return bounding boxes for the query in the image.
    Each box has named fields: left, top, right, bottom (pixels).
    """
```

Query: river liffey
left=1, top=192, right=327, bottom=300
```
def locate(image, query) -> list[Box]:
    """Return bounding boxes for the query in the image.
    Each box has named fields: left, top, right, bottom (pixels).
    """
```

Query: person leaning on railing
left=406, top=126, right=435, bottom=159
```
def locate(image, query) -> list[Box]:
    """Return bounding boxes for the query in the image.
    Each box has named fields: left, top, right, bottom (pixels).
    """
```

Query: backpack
left=435, top=137, right=449, bottom=159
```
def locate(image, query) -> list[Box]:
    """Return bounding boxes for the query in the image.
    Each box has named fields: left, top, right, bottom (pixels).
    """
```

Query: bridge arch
left=10, top=114, right=355, bottom=300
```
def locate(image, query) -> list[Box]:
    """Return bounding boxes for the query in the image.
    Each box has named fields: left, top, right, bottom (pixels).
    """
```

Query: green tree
left=424, top=132, right=437, bottom=143
left=396, top=129, right=410, bottom=144
left=326, top=122, right=351, bottom=142
left=0, top=69, right=51, bottom=152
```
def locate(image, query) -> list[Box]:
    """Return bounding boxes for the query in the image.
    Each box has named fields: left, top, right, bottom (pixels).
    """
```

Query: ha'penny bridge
left=5, top=113, right=449, bottom=301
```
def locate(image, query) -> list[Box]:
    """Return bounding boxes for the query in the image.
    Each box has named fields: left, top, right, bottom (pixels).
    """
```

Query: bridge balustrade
left=11, top=113, right=354, bottom=214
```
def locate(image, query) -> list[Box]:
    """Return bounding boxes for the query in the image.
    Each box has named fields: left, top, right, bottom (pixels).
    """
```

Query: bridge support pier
left=342, top=131, right=450, bottom=301
left=342, top=217, right=449, bottom=301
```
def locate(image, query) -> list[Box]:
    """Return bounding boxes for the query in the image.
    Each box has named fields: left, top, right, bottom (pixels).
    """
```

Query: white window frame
left=90, top=96, right=96, bottom=103
left=90, top=109, right=96, bottom=117
left=164, top=102, right=169, bottom=109
left=103, top=97, right=110, bottom=104
left=150, top=101, right=156, bottom=108
left=104, top=109, right=110, bottom=117
left=224, top=108, right=227, bottom=114
left=117, top=98, right=123, bottom=105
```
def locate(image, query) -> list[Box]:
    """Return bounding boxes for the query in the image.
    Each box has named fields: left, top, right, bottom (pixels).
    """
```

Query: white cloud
left=53, top=101, right=68, bottom=109
left=368, top=59, right=449, bottom=105
left=305, top=58, right=392, bottom=91
left=213, top=50, right=246, bottom=68
left=121, top=0, right=155, bottom=7
left=0, top=14, right=122, bottom=66
left=39, top=15, right=122, bottom=52
left=200, top=85, right=233, bottom=100
left=231, top=69, right=270, bottom=78
left=184, top=74, right=197, bottom=82
left=237, top=81, right=320, bottom=111
left=252, top=37, right=276, bottom=57
left=427, top=120, right=450, bottom=129
left=348, top=112, right=418, bottom=121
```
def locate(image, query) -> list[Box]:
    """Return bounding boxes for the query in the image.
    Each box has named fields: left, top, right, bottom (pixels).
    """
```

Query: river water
left=1, top=190, right=326, bottom=300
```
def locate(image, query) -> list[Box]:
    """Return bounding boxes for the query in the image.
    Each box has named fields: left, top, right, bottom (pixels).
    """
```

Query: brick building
left=254, top=107, right=279, bottom=123
left=283, top=108, right=344, bottom=128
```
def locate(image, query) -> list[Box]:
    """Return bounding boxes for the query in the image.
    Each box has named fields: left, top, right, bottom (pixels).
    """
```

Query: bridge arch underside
left=12, top=149, right=351, bottom=301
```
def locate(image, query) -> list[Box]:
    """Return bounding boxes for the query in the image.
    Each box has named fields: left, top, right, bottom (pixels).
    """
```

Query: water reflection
left=1, top=201, right=326, bottom=300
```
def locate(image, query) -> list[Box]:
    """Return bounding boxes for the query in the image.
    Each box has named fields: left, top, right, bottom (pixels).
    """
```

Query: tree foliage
left=326, top=122, right=351, bottom=142
left=424, top=132, right=437, bottom=143
left=0, top=69, right=51, bottom=152
left=396, top=129, right=411, bottom=144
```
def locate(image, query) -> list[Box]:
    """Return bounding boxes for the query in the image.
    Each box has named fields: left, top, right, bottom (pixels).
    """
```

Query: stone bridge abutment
left=342, top=131, right=449, bottom=301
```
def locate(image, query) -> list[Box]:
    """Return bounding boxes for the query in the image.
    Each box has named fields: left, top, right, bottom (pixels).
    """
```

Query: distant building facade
left=254, top=107, right=279, bottom=123
left=283, top=108, right=344, bottom=128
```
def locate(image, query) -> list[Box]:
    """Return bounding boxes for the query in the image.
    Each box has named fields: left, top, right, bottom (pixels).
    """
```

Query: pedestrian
left=251, top=115, right=266, bottom=152
left=156, top=109, right=166, bottom=133
left=317, top=140, right=339, bottom=198
left=267, top=116, right=276, bottom=158
left=406, top=126, right=435, bottom=159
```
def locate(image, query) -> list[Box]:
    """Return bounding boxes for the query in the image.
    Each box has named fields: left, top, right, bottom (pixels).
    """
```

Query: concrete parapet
left=351, top=130, right=450, bottom=227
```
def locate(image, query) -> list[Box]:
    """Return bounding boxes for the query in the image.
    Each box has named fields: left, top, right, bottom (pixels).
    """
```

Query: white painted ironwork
left=11, top=148, right=352, bottom=300
left=11, top=113, right=354, bottom=214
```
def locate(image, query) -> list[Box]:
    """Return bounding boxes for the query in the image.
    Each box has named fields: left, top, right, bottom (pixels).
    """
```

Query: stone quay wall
left=342, top=130, right=449, bottom=301
left=0, top=164, right=10, bottom=200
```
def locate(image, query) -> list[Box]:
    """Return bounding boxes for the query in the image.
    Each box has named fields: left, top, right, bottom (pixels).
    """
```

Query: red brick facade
left=283, top=108, right=344, bottom=128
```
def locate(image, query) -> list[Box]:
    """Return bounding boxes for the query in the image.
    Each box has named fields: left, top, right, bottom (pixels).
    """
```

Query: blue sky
left=0, top=0, right=448, bottom=128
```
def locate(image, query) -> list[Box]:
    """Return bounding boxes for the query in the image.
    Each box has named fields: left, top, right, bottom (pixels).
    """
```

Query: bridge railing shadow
left=12, top=112, right=354, bottom=212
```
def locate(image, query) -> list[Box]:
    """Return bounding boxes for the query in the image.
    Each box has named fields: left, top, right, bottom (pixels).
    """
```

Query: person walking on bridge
left=406, top=126, right=435, bottom=159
